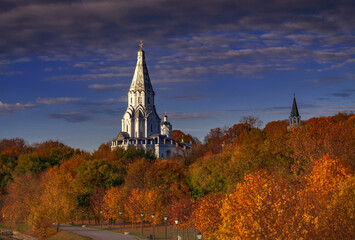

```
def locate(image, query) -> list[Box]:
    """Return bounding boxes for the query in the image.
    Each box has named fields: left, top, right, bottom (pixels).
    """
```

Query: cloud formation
left=88, top=83, right=127, bottom=91
left=0, top=101, right=35, bottom=115
left=37, top=97, right=82, bottom=104
left=1, top=0, right=354, bottom=57
left=48, top=112, right=91, bottom=123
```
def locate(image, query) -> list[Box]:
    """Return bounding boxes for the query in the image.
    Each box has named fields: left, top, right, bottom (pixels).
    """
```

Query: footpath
left=59, top=225, right=142, bottom=240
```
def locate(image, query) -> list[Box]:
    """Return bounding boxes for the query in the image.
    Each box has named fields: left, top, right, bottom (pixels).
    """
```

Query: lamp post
left=119, top=211, right=122, bottom=231
left=197, top=231, right=203, bottom=240
left=175, top=219, right=179, bottom=240
left=100, top=210, right=103, bottom=229
left=140, top=212, right=144, bottom=236
left=164, top=216, right=168, bottom=240
left=151, top=214, right=155, bottom=240
left=81, top=210, right=84, bottom=225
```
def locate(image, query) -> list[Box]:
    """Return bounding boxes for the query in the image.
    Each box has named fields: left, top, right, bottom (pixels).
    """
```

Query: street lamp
left=175, top=219, right=179, bottom=240
left=119, top=211, right=122, bottom=231
left=151, top=214, right=155, bottom=240
left=81, top=210, right=84, bottom=225
left=164, top=216, right=168, bottom=240
left=100, top=210, right=103, bottom=229
left=197, top=231, right=203, bottom=240
left=140, top=212, right=144, bottom=235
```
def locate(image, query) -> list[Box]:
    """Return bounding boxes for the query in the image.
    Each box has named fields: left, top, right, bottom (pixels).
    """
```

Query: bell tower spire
left=288, top=94, right=301, bottom=129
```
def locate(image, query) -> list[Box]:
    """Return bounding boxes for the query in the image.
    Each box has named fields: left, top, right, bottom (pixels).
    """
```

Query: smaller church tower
left=288, top=94, right=301, bottom=130
left=161, top=113, right=172, bottom=138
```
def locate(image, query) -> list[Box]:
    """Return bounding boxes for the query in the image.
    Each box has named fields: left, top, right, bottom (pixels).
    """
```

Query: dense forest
left=0, top=113, right=354, bottom=239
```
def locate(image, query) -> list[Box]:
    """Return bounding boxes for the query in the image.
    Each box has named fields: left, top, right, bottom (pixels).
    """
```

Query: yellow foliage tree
left=192, top=193, right=224, bottom=240
left=36, top=166, right=77, bottom=232
left=294, top=155, right=354, bottom=239
left=103, top=186, right=125, bottom=223
left=218, top=170, right=292, bottom=240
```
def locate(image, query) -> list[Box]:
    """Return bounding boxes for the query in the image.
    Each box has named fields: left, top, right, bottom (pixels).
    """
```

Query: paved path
left=60, top=225, right=142, bottom=240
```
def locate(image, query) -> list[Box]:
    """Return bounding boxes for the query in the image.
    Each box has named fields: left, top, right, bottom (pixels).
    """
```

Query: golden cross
left=139, top=40, right=143, bottom=50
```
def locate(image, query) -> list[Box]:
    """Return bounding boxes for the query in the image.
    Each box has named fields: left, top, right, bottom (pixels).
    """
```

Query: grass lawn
left=48, top=230, right=91, bottom=240
left=86, top=223, right=198, bottom=240
left=0, top=222, right=91, bottom=240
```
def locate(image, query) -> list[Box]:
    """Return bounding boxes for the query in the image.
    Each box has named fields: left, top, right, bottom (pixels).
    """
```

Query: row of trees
left=0, top=112, right=354, bottom=239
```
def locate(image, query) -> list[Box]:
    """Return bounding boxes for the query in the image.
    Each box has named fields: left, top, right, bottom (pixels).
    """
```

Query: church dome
left=117, top=131, right=130, bottom=140
left=161, top=113, right=171, bottom=126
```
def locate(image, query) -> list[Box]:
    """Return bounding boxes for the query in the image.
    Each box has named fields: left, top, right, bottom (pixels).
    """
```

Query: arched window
left=130, top=97, right=132, bottom=104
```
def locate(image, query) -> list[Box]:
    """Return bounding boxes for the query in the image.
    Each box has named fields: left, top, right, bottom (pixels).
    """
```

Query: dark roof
left=290, top=96, right=300, bottom=117
left=161, top=121, right=171, bottom=126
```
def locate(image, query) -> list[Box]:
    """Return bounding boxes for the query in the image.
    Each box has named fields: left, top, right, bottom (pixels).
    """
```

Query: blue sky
left=0, top=0, right=354, bottom=151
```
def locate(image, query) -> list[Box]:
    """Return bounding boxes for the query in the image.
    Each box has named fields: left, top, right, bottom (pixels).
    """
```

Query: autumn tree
left=89, top=187, right=106, bottom=223
left=144, top=160, right=189, bottom=206
left=294, top=155, right=354, bottom=239
left=75, top=159, right=125, bottom=192
left=123, top=158, right=152, bottom=190
left=239, top=115, right=263, bottom=128
left=169, top=197, right=195, bottom=229
left=189, top=151, right=232, bottom=196
left=34, top=140, right=75, bottom=165
left=1, top=174, right=40, bottom=226
left=36, top=166, right=77, bottom=232
left=192, top=193, right=224, bottom=240
left=172, top=130, right=195, bottom=143
left=262, top=120, right=292, bottom=172
left=218, top=170, right=293, bottom=240
left=103, top=186, right=126, bottom=223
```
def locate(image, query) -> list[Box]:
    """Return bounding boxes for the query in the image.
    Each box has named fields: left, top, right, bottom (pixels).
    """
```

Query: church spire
left=129, top=41, right=154, bottom=93
left=290, top=94, right=300, bottom=118
left=288, top=94, right=301, bottom=129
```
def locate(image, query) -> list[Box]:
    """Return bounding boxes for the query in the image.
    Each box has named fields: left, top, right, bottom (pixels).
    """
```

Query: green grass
left=87, top=223, right=198, bottom=240
left=14, top=223, right=31, bottom=232
left=48, top=230, right=91, bottom=240
left=0, top=222, right=30, bottom=231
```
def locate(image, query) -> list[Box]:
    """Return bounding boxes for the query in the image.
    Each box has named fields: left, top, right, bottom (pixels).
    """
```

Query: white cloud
left=0, top=101, right=35, bottom=115
left=88, top=83, right=126, bottom=90
left=37, top=97, right=82, bottom=104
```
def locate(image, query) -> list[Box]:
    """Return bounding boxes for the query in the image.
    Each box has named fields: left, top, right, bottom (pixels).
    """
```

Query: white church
left=111, top=43, right=189, bottom=158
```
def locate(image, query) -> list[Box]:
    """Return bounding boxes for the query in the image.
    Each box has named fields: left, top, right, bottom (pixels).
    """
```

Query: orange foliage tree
left=124, top=188, right=163, bottom=224
left=294, top=155, right=354, bottom=239
left=34, top=166, right=77, bottom=233
left=218, top=170, right=293, bottom=240
left=1, top=174, right=40, bottom=226
left=218, top=155, right=354, bottom=240
left=103, top=186, right=126, bottom=223
left=169, top=197, right=195, bottom=228
left=192, top=193, right=224, bottom=240
left=90, top=187, right=106, bottom=222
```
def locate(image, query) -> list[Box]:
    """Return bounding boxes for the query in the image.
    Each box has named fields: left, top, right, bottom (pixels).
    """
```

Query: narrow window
left=126, top=126, right=128, bottom=132
left=148, top=97, right=150, bottom=104
left=151, top=124, right=153, bottom=132
left=138, top=97, right=142, bottom=103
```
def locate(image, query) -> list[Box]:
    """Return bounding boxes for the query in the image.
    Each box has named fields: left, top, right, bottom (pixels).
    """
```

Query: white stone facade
left=111, top=45, right=189, bottom=158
